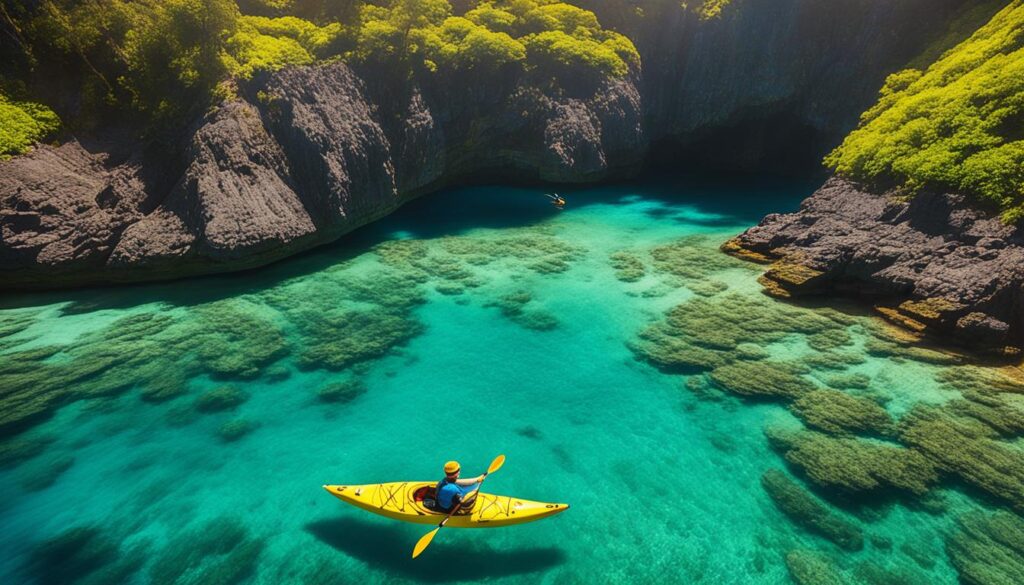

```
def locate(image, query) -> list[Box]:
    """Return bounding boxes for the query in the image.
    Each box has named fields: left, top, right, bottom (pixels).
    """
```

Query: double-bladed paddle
left=411, top=454, right=506, bottom=558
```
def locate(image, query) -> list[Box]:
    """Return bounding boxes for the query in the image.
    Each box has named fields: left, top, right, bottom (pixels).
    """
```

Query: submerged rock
left=762, top=470, right=864, bottom=551
left=317, top=379, right=367, bottom=404
left=784, top=549, right=846, bottom=585
left=194, top=386, right=248, bottom=413
left=946, top=511, right=1024, bottom=585
left=789, top=389, right=893, bottom=437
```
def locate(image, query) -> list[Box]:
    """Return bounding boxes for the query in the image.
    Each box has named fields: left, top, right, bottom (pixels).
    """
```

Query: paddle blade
left=488, top=454, right=506, bottom=474
left=412, top=528, right=439, bottom=559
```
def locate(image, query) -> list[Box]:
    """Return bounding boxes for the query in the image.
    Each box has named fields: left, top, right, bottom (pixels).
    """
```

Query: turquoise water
left=0, top=175, right=1020, bottom=584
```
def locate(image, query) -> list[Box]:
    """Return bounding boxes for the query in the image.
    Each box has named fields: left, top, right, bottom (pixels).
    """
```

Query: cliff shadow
left=305, top=517, right=566, bottom=582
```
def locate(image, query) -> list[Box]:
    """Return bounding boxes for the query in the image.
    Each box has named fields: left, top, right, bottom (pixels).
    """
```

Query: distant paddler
left=545, top=192, right=566, bottom=209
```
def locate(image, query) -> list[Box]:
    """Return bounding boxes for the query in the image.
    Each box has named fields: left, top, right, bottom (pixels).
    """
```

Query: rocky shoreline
left=0, top=0, right=989, bottom=291
left=0, top=63, right=644, bottom=289
left=726, top=177, right=1024, bottom=354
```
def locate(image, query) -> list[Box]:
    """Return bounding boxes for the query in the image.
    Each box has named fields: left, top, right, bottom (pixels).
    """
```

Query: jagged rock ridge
left=727, top=178, right=1024, bottom=353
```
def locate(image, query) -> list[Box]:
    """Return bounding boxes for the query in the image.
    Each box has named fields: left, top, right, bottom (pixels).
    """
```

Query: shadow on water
left=305, top=517, right=566, bottom=582
left=0, top=171, right=817, bottom=312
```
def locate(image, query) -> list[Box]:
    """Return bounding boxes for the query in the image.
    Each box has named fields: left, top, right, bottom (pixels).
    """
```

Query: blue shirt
left=436, top=480, right=478, bottom=510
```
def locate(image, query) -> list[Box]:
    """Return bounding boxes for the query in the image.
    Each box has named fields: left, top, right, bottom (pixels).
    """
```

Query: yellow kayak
left=323, top=482, right=569, bottom=528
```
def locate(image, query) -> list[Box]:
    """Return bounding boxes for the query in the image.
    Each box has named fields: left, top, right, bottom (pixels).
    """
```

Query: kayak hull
left=323, top=482, right=569, bottom=528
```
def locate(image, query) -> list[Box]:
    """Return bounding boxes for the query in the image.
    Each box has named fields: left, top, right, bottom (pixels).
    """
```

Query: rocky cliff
left=0, top=0, right=982, bottom=289
left=726, top=178, right=1024, bottom=354
left=589, top=0, right=986, bottom=170
left=0, top=63, right=642, bottom=288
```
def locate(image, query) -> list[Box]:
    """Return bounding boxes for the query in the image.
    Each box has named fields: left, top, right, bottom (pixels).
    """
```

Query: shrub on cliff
left=353, top=0, right=639, bottom=81
left=826, top=1, right=1024, bottom=221
left=0, top=94, right=60, bottom=158
left=226, top=15, right=346, bottom=78
left=5, top=0, right=640, bottom=137
left=15, top=0, right=239, bottom=125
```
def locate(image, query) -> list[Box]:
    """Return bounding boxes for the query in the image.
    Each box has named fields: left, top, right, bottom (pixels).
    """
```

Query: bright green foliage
left=4, top=0, right=640, bottom=141
left=464, top=4, right=518, bottom=33
left=21, top=0, right=239, bottom=124
left=412, top=16, right=525, bottom=71
left=120, top=0, right=239, bottom=119
left=225, top=15, right=344, bottom=78
left=826, top=1, right=1024, bottom=221
left=350, top=0, right=637, bottom=79
left=524, top=30, right=625, bottom=76
left=0, top=94, right=60, bottom=157
left=692, top=0, right=732, bottom=21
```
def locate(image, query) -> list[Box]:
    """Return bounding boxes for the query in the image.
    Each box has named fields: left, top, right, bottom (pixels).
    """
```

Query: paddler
left=435, top=461, right=483, bottom=513
left=545, top=193, right=566, bottom=208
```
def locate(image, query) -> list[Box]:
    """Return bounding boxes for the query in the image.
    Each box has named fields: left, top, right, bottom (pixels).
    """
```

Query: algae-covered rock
left=610, top=251, right=646, bottom=282
left=709, top=361, right=815, bottom=400
left=851, top=562, right=930, bottom=585
left=807, top=330, right=853, bottom=352
left=801, top=352, right=867, bottom=371
left=823, top=373, right=871, bottom=391
left=190, top=300, right=289, bottom=379
left=684, top=375, right=726, bottom=401
left=900, top=405, right=1024, bottom=511
left=785, top=549, right=847, bottom=585
left=649, top=236, right=750, bottom=280
left=19, top=454, right=75, bottom=491
left=777, top=430, right=937, bottom=496
left=688, top=279, right=729, bottom=297
left=734, top=343, right=770, bottom=361
left=485, top=291, right=560, bottom=331
left=946, top=511, right=1024, bottom=585
left=790, top=389, right=893, bottom=437
left=218, top=419, right=258, bottom=442
left=950, top=390, right=1024, bottom=436
left=0, top=435, right=53, bottom=469
left=149, top=517, right=262, bottom=585
left=139, top=374, right=189, bottom=403
left=296, top=309, right=424, bottom=371
left=935, top=366, right=1024, bottom=394
left=631, top=326, right=731, bottom=371
left=194, top=386, right=248, bottom=413
left=762, top=470, right=864, bottom=551
left=864, top=338, right=962, bottom=365
left=264, top=364, right=291, bottom=382
left=27, top=526, right=122, bottom=585
left=317, top=379, right=367, bottom=404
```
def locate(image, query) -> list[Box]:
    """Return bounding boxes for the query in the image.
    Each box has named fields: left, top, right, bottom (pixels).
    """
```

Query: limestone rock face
left=0, top=63, right=642, bottom=288
left=729, top=178, right=1024, bottom=351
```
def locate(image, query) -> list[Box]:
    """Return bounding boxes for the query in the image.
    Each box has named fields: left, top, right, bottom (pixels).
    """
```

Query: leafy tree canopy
left=2, top=0, right=639, bottom=140
left=826, top=1, right=1024, bottom=221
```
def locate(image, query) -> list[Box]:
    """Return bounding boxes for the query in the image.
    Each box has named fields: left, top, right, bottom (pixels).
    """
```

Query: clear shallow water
left=0, top=175, right=1020, bottom=584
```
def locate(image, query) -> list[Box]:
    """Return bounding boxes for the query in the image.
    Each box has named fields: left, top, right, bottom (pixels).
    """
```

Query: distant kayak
left=323, top=482, right=569, bottom=528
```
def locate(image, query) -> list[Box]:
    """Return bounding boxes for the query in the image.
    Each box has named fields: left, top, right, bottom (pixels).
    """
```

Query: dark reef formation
left=727, top=177, right=1024, bottom=353
left=0, top=0, right=980, bottom=290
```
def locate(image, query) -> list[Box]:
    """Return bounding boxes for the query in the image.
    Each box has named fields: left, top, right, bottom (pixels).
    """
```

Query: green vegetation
left=771, top=428, right=938, bottom=496
left=194, top=385, right=249, bottom=413
left=0, top=93, right=60, bottom=157
left=317, top=378, right=367, bottom=403
left=2, top=0, right=639, bottom=140
left=762, top=469, right=864, bottom=551
left=947, top=511, right=1024, bottom=585
left=826, top=1, right=1024, bottom=221
left=790, top=389, right=893, bottom=437
left=785, top=549, right=846, bottom=585
left=218, top=419, right=258, bottom=441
